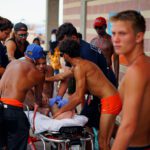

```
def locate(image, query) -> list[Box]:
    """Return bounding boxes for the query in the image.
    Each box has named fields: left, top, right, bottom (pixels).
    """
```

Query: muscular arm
left=28, top=67, right=45, bottom=106
left=43, top=66, right=54, bottom=100
left=112, top=67, right=145, bottom=150
left=34, top=83, right=44, bottom=106
left=5, top=40, right=16, bottom=61
left=54, top=66, right=86, bottom=117
left=45, top=69, right=73, bottom=81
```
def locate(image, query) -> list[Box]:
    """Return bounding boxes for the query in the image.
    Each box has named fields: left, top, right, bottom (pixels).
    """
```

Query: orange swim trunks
left=0, top=98, right=23, bottom=108
left=101, top=93, right=122, bottom=115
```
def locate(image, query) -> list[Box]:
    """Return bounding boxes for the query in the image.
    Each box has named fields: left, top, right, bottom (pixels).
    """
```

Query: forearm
left=45, top=71, right=72, bottom=82
left=51, top=103, right=59, bottom=116
left=54, top=97, right=80, bottom=117
left=57, top=79, right=69, bottom=97
left=45, top=75, right=61, bottom=82
left=35, top=84, right=43, bottom=106
left=111, top=123, right=135, bottom=150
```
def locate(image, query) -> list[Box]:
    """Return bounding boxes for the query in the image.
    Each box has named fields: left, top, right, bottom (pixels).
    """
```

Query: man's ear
left=63, top=53, right=68, bottom=59
left=72, top=35, right=78, bottom=40
left=136, top=32, right=144, bottom=43
left=64, top=54, right=71, bottom=61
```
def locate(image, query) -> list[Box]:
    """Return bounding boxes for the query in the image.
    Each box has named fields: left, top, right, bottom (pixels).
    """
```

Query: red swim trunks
left=101, top=93, right=122, bottom=115
left=0, top=98, right=23, bottom=108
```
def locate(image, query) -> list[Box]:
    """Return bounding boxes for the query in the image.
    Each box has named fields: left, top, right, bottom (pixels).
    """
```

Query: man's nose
left=112, top=34, right=120, bottom=43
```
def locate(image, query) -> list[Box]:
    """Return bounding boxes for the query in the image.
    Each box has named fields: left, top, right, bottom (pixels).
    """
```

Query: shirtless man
left=110, top=10, right=150, bottom=150
left=91, top=16, right=119, bottom=86
left=0, top=43, right=46, bottom=150
left=24, top=57, right=72, bottom=119
left=46, top=39, right=122, bottom=150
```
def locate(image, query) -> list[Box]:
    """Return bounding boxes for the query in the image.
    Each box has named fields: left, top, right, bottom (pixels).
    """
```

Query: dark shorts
left=0, top=103, right=30, bottom=150
left=68, top=77, right=76, bottom=94
left=80, top=96, right=101, bottom=129
left=127, top=145, right=150, bottom=150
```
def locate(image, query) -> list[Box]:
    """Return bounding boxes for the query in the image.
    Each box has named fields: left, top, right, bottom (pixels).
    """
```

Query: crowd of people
left=0, top=9, right=150, bottom=150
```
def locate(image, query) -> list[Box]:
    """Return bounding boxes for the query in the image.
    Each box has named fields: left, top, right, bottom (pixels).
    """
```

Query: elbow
left=120, top=121, right=137, bottom=136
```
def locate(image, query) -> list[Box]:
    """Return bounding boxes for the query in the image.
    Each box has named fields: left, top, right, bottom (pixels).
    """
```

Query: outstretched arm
left=53, top=66, right=86, bottom=118
left=5, top=40, right=16, bottom=61
left=45, top=69, right=73, bottom=81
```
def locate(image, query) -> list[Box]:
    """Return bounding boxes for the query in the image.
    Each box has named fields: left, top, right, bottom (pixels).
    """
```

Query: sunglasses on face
left=17, top=33, right=28, bottom=38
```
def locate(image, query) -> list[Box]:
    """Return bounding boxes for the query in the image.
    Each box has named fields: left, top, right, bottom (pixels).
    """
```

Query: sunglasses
left=18, top=33, right=28, bottom=38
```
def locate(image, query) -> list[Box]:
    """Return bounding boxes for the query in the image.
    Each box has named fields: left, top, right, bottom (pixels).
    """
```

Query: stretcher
left=25, top=111, right=94, bottom=150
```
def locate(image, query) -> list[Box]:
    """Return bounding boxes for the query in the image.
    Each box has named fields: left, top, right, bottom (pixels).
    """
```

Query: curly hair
left=56, top=23, right=78, bottom=41
left=59, top=39, right=80, bottom=58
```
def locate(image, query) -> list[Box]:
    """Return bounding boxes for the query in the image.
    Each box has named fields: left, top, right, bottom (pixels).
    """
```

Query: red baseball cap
left=93, top=17, right=107, bottom=28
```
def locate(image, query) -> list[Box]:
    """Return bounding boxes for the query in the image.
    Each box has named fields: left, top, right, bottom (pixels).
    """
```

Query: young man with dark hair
left=46, top=39, right=122, bottom=150
left=110, top=10, right=150, bottom=150
left=0, top=16, right=13, bottom=77
left=53, top=23, right=109, bottom=130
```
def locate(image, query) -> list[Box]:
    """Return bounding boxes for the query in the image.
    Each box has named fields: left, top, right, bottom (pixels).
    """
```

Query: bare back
left=73, top=59, right=117, bottom=99
left=119, top=55, right=150, bottom=146
left=0, top=59, right=44, bottom=103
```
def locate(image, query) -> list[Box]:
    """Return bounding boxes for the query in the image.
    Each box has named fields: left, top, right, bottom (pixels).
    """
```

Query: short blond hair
left=110, top=10, right=146, bottom=34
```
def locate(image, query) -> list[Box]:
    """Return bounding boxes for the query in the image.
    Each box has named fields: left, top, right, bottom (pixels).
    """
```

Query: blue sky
left=0, top=0, right=46, bottom=24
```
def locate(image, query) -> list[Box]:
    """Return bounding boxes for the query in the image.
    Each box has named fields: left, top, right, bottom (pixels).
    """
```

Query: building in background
left=62, top=0, right=150, bottom=81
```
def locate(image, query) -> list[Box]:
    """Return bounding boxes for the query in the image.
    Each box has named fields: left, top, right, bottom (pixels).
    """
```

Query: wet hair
left=56, top=23, right=78, bottom=41
left=0, top=16, right=13, bottom=31
left=59, top=39, right=80, bottom=58
left=110, top=10, right=146, bottom=33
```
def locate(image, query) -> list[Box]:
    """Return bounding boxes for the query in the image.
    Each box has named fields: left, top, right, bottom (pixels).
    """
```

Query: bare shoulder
left=90, top=36, right=99, bottom=42
left=6, top=39, right=16, bottom=47
left=125, top=56, right=150, bottom=83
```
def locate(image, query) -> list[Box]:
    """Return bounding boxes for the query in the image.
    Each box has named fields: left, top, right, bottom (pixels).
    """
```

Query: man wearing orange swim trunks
left=46, top=39, right=122, bottom=150
left=0, top=44, right=46, bottom=150
left=110, top=10, right=150, bottom=150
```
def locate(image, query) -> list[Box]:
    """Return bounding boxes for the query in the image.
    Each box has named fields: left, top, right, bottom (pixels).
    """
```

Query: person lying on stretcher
left=24, top=93, right=74, bottom=119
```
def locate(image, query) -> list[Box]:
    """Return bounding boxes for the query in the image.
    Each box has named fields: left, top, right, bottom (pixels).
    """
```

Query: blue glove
left=57, top=98, right=69, bottom=108
left=49, top=96, right=62, bottom=107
